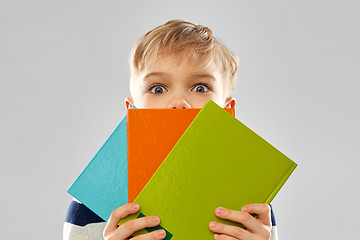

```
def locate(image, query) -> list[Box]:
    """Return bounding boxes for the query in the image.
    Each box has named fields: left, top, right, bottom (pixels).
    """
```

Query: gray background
left=1, top=0, right=359, bottom=239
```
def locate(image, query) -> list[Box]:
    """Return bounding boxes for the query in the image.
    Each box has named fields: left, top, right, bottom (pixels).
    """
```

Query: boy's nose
left=168, top=97, right=191, bottom=109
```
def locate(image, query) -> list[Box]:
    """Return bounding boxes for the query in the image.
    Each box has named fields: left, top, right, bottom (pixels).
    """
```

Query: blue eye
left=150, top=85, right=167, bottom=94
left=192, top=84, right=209, bottom=93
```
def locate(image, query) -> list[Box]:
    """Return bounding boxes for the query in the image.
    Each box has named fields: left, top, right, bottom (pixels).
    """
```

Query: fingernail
left=209, top=221, right=217, bottom=228
left=159, top=230, right=166, bottom=237
left=132, top=203, right=140, bottom=209
left=215, top=207, right=224, bottom=215
left=214, top=234, right=220, bottom=239
left=153, top=216, right=160, bottom=222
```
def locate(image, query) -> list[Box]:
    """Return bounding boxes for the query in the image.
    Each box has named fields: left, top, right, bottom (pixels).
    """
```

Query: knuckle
left=133, top=230, right=161, bottom=240
left=150, top=231, right=159, bottom=239
left=215, top=223, right=224, bottom=231
left=232, top=227, right=244, bottom=238
left=123, top=219, right=136, bottom=230
left=132, top=235, right=146, bottom=240
left=146, top=216, right=158, bottom=226
left=220, top=208, right=227, bottom=216
left=264, top=230, right=271, bottom=240
left=147, top=216, right=155, bottom=224
left=263, top=204, right=271, bottom=214
left=110, top=209, right=119, bottom=219
left=134, top=235, right=147, bottom=240
left=220, top=234, right=232, bottom=240
left=254, top=226, right=271, bottom=240
left=261, top=227, right=272, bottom=240
left=242, top=203, right=252, bottom=210
left=110, top=204, right=130, bottom=219
left=238, top=211, right=250, bottom=222
left=112, top=204, right=140, bottom=223
left=223, top=208, right=231, bottom=217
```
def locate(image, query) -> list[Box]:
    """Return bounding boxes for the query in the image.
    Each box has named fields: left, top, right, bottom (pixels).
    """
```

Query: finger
left=105, top=203, right=141, bottom=234
left=241, top=204, right=271, bottom=226
left=214, top=234, right=238, bottom=240
left=132, top=229, right=166, bottom=240
left=112, top=216, right=161, bottom=240
left=214, top=207, right=260, bottom=231
left=209, top=221, right=253, bottom=240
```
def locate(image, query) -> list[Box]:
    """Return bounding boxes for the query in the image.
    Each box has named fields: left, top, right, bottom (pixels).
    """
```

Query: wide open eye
left=192, top=84, right=209, bottom=93
left=150, top=85, right=167, bottom=94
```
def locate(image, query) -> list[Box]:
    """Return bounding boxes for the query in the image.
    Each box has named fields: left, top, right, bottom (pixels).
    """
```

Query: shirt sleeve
left=270, top=204, right=278, bottom=240
left=63, top=199, right=106, bottom=240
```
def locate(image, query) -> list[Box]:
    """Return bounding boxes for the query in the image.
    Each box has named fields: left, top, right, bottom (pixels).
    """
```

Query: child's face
left=125, top=54, right=235, bottom=109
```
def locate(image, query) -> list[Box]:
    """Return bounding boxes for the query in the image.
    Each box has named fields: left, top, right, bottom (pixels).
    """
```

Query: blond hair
left=129, top=19, right=239, bottom=97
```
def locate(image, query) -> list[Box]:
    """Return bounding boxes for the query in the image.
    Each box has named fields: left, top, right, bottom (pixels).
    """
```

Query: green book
left=120, top=100, right=297, bottom=239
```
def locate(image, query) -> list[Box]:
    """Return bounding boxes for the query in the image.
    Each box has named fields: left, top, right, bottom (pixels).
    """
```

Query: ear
left=125, top=97, right=135, bottom=110
left=224, top=96, right=236, bottom=108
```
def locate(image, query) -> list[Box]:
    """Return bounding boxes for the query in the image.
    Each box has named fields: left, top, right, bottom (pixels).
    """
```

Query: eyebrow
left=143, top=72, right=170, bottom=80
left=188, top=73, right=216, bottom=82
left=143, top=72, right=216, bottom=82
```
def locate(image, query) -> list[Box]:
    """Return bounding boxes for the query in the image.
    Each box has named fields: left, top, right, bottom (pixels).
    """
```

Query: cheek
left=135, top=94, right=168, bottom=108
left=191, top=98, right=210, bottom=108
left=208, top=91, right=226, bottom=107
left=190, top=93, right=224, bottom=108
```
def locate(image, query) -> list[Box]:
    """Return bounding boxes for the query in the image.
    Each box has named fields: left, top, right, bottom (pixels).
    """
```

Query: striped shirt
left=63, top=199, right=278, bottom=240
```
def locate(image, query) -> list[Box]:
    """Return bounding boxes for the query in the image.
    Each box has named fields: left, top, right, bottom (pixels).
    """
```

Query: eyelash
left=148, top=82, right=212, bottom=93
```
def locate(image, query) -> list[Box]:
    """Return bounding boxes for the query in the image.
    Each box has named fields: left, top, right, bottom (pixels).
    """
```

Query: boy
left=64, top=20, right=278, bottom=240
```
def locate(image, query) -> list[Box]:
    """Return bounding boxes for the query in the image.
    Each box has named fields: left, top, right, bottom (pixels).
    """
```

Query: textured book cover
left=67, top=115, right=128, bottom=221
left=121, top=100, right=297, bottom=239
left=67, top=106, right=234, bottom=221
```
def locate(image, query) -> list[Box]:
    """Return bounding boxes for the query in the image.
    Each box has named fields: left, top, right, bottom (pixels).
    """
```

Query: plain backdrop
left=1, top=0, right=359, bottom=239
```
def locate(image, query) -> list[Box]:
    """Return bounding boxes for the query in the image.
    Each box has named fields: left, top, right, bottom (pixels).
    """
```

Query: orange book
left=127, top=107, right=235, bottom=202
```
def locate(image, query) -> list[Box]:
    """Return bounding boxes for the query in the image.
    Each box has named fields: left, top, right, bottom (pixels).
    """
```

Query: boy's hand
left=103, top=203, right=166, bottom=240
left=209, top=203, right=272, bottom=240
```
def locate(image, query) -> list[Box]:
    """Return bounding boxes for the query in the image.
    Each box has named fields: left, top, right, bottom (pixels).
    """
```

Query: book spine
left=265, top=163, right=297, bottom=204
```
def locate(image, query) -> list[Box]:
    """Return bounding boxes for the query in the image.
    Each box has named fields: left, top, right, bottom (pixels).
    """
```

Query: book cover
left=67, top=106, right=234, bottom=221
left=121, top=100, right=297, bottom=239
left=127, top=107, right=235, bottom=202
left=67, top=115, right=128, bottom=221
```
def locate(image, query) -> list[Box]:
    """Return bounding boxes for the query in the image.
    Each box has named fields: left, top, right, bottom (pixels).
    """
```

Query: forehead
left=143, top=52, right=220, bottom=75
